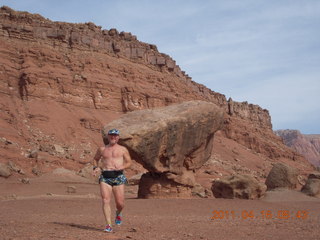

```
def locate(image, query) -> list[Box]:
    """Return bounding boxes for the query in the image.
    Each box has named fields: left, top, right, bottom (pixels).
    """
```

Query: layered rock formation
left=275, top=130, right=320, bottom=167
left=0, top=6, right=313, bottom=185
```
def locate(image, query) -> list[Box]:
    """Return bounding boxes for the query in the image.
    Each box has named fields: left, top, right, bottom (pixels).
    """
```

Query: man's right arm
left=93, top=147, right=102, bottom=167
left=92, top=147, right=102, bottom=176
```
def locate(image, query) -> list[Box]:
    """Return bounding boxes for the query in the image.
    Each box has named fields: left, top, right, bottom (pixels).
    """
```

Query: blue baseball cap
left=108, top=128, right=120, bottom=135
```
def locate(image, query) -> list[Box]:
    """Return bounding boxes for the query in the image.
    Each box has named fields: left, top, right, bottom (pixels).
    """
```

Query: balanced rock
left=265, top=163, right=298, bottom=190
left=103, top=101, right=224, bottom=198
left=211, top=174, right=267, bottom=199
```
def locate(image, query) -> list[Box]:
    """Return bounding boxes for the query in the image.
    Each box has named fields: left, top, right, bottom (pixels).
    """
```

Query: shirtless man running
left=93, top=128, right=132, bottom=232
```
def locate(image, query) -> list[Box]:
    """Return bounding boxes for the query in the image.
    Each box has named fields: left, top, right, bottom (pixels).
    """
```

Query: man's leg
left=100, top=182, right=113, bottom=226
left=113, top=184, right=125, bottom=224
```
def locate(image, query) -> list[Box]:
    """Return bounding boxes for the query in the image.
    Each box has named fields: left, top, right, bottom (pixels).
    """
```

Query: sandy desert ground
left=1, top=173, right=319, bottom=240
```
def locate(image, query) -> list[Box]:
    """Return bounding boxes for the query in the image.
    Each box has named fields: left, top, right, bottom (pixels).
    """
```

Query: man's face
left=107, top=134, right=119, bottom=144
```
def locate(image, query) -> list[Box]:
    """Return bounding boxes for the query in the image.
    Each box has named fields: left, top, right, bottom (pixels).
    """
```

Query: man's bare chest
left=101, top=148, right=123, bottom=159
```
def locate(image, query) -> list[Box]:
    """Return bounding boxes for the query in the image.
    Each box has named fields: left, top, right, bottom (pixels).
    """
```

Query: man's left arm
left=122, top=147, right=132, bottom=170
left=92, top=147, right=102, bottom=176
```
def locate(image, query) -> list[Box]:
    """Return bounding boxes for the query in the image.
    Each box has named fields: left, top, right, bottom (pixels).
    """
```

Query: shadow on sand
left=52, top=222, right=102, bottom=232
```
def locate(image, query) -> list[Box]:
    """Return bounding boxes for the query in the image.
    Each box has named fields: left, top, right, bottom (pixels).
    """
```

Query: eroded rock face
left=275, top=130, right=320, bottom=167
left=211, top=174, right=267, bottom=199
left=0, top=6, right=194, bottom=84
left=265, top=163, right=298, bottom=190
left=103, top=101, right=224, bottom=198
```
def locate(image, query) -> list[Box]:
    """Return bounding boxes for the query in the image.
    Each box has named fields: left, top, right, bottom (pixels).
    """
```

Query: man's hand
left=93, top=167, right=101, bottom=177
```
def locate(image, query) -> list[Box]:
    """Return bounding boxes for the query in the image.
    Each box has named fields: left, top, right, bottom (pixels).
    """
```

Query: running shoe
left=115, top=213, right=122, bottom=225
left=104, top=224, right=113, bottom=232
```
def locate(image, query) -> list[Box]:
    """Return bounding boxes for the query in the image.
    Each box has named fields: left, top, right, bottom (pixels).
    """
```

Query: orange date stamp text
left=211, top=210, right=309, bottom=220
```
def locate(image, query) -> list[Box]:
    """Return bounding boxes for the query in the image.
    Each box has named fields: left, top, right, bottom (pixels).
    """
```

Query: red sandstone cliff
left=0, top=6, right=313, bottom=179
left=275, top=130, right=320, bottom=167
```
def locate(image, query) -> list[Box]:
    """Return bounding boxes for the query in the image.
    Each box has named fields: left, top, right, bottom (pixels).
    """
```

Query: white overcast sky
left=1, top=0, right=319, bottom=134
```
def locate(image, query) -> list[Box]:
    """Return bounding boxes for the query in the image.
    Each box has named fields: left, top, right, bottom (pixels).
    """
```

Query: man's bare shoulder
left=99, top=146, right=106, bottom=152
left=118, top=144, right=129, bottom=153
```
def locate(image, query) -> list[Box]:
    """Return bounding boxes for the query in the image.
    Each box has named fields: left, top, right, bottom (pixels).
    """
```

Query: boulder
left=32, top=167, right=42, bottom=176
left=301, top=172, right=320, bottom=197
left=211, top=174, right=267, bottom=199
left=265, top=163, right=298, bottom=190
left=53, top=144, right=65, bottom=154
left=0, top=163, right=12, bottom=178
left=103, top=101, right=224, bottom=198
left=28, top=149, right=39, bottom=159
